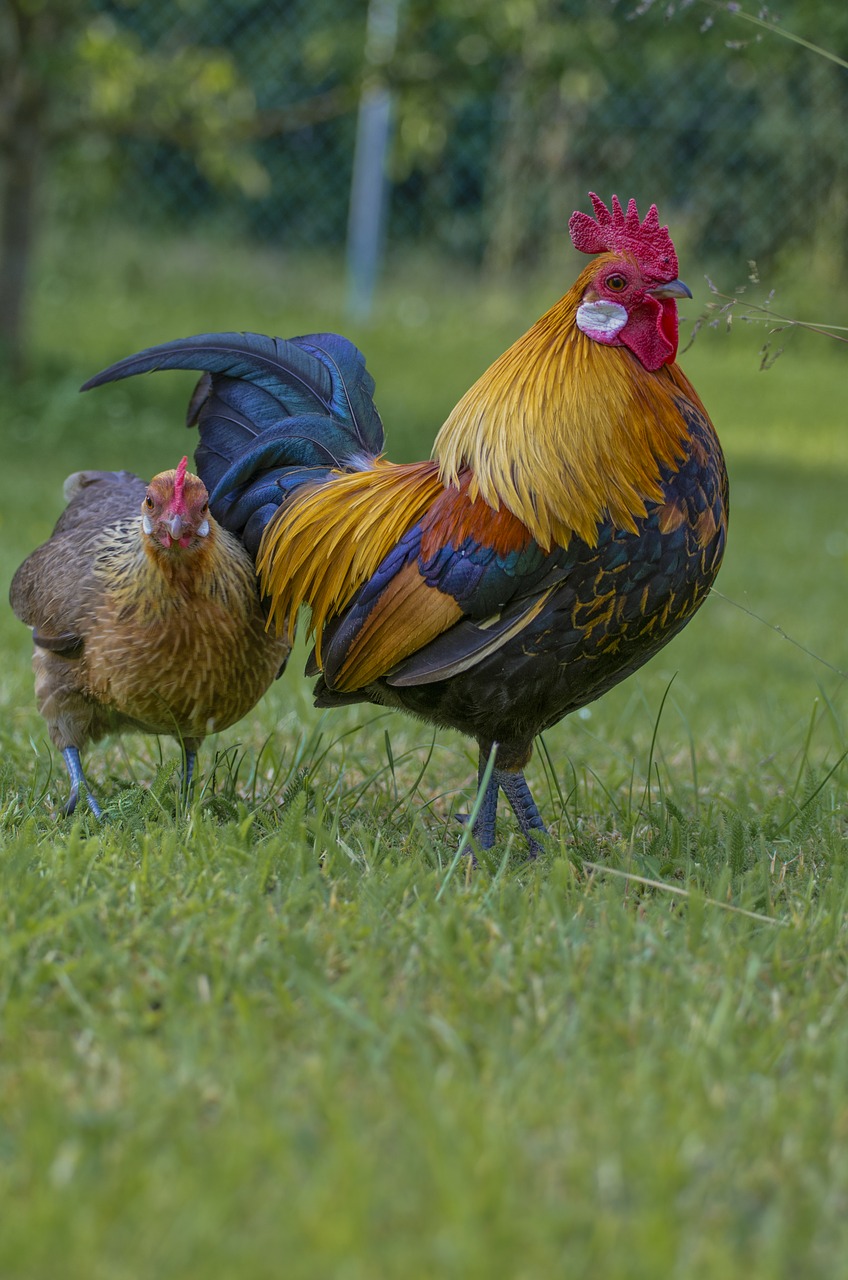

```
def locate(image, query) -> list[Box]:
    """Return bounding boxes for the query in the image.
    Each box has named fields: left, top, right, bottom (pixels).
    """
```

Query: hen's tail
left=82, top=331, right=385, bottom=557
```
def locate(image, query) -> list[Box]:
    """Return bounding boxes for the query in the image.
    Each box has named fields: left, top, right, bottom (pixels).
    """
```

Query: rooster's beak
left=648, top=279, right=692, bottom=301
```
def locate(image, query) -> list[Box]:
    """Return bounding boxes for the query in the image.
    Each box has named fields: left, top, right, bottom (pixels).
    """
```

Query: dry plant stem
left=684, top=279, right=848, bottom=367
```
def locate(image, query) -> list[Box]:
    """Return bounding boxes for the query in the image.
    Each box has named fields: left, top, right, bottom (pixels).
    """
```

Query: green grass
left=1, top=225, right=848, bottom=1278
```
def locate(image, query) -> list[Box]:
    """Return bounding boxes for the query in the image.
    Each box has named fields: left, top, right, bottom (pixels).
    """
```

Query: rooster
left=10, top=459, right=289, bottom=817
left=82, top=194, right=728, bottom=853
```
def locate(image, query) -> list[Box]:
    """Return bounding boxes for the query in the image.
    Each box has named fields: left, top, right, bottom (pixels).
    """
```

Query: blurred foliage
left=1, top=0, right=847, bottom=372
left=76, top=16, right=265, bottom=194
left=57, top=0, right=847, bottom=277
left=0, top=0, right=268, bottom=370
left=0, top=0, right=263, bottom=188
left=381, top=0, right=848, bottom=271
left=5, top=0, right=848, bottom=261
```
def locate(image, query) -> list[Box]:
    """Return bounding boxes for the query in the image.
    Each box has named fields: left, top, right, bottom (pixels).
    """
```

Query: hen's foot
left=60, top=747, right=103, bottom=821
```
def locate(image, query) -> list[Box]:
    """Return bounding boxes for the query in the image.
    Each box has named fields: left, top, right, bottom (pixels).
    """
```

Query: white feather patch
left=576, top=300, right=628, bottom=338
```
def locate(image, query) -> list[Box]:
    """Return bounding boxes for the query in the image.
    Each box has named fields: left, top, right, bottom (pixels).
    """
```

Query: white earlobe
left=142, top=514, right=154, bottom=535
left=576, top=300, right=628, bottom=338
left=197, top=519, right=210, bottom=538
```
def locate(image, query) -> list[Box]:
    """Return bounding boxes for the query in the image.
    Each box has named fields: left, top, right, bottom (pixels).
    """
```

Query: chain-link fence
left=89, top=0, right=845, bottom=275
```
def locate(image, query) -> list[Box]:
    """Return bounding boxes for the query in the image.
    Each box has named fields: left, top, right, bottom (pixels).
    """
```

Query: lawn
left=1, top=226, right=847, bottom=1278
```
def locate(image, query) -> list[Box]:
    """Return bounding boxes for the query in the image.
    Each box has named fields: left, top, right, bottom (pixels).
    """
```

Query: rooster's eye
left=606, top=274, right=627, bottom=292
left=144, top=496, right=154, bottom=510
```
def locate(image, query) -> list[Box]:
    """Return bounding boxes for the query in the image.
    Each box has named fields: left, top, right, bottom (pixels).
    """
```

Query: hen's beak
left=167, top=512, right=184, bottom=540
left=648, top=279, right=692, bottom=301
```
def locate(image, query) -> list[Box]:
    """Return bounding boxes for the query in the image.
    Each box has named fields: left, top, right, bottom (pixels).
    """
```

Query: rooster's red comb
left=568, top=193, right=678, bottom=281
left=173, top=455, right=188, bottom=508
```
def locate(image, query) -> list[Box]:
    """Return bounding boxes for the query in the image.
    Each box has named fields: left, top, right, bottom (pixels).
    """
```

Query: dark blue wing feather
left=420, top=535, right=549, bottom=616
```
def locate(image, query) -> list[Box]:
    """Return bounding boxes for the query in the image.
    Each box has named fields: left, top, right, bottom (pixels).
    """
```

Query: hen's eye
left=144, top=496, right=155, bottom=510
left=606, top=274, right=627, bottom=292
left=201, top=502, right=209, bottom=514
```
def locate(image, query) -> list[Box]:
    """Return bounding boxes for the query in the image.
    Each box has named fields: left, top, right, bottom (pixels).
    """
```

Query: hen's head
left=568, top=193, right=691, bottom=371
left=141, top=456, right=212, bottom=552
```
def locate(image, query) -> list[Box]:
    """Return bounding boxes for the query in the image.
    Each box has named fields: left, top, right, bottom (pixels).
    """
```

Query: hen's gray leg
left=61, top=746, right=103, bottom=820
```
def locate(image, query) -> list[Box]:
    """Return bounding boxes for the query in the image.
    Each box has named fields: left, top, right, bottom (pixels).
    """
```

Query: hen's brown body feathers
left=11, top=467, right=288, bottom=814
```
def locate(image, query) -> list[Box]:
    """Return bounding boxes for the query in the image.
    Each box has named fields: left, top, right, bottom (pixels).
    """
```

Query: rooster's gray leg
left=60, top=747, right=103, bottom=820
left=470, top=753, right=501, bottom=851
left=497, top=769, right=547, bottom=858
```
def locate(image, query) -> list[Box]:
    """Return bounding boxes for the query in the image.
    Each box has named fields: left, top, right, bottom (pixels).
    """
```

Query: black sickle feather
left=82, top=329, right=386, bottom=549
left=82, top=330, right=385, bottom=457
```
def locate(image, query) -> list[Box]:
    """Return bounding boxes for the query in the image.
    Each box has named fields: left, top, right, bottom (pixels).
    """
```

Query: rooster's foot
left=498, top=769, right=548, bottom=858
left=470, top=759, right=548, bottom=860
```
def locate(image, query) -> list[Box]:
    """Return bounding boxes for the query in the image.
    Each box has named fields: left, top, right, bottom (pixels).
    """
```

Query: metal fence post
left=345, top=0, right=400, bottom=320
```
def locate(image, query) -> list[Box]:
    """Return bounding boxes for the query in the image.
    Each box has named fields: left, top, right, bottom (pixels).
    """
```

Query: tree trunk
left=0, top=0, right=53, bottom=379
left=0, top=96, right=42, bottom=379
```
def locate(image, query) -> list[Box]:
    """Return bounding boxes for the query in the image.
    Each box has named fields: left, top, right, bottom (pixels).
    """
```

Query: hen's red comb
left=568, top=193, right=678, bottom=280
left=173, top=455, right=188, bottom=508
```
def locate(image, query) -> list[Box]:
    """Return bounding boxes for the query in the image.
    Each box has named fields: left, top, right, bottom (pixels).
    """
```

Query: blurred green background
left=3, top=7, right=848, bottom=1277
left=2, top=0, right=848, bottom=373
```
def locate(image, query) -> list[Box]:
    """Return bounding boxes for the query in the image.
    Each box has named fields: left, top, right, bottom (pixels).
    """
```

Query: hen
left=10, top=459, right=289, bottom=817
left=82, top=194, right=728, bottom=852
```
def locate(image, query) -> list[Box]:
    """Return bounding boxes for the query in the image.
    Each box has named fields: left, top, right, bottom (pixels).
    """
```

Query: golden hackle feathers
left=257, top=459, right=445, bottom=660
left=433, top=254, right=699, bottom=551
